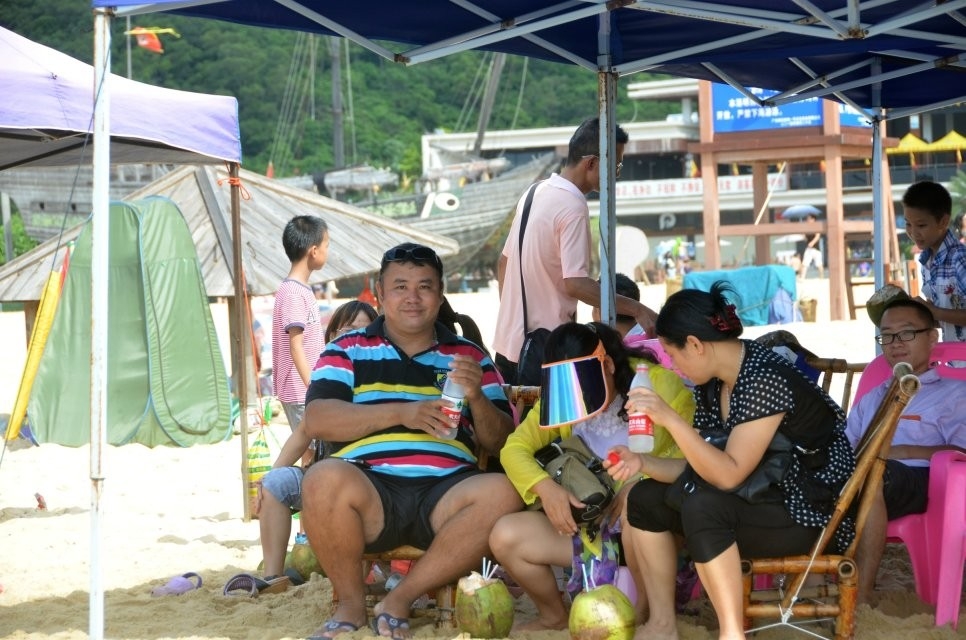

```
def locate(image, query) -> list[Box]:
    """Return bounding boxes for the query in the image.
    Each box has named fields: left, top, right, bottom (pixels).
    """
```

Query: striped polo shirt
left=306, top=317, right=510, bottom=478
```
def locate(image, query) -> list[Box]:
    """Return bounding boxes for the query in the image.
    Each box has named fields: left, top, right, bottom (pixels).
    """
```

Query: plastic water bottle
left=439, top=375, right=464, bottom=440
left=627, top=363, right=655, bottom=453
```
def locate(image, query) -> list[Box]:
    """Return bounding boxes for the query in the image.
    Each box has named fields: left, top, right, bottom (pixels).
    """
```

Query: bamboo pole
left=779, top=373, right=919, bottom=613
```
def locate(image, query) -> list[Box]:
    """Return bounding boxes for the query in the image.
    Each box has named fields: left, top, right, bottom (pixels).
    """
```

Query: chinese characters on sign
left=711, top=84, right=870, bottom=133
left=614, top=173, right=788, bottom=199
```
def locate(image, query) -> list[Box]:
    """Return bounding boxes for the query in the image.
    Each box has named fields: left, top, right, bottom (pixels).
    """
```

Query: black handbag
left=532, top=435, right=616, bottom=523
left=665, top=428, right=794, bottom=509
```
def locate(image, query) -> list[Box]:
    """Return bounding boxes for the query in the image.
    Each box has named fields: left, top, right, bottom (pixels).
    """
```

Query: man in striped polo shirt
left=300, top=243, right=521, bottom=640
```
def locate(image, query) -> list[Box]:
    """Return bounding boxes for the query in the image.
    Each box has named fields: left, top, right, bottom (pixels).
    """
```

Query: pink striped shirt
left=272, top=279, right=324, bottom=403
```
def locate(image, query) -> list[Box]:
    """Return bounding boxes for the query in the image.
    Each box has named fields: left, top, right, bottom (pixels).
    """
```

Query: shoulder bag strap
left=518, top=181, right=542, bottom=339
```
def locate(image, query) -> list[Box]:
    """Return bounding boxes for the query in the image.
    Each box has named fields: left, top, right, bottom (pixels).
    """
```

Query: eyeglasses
left=875, top=328, right=932, bottom=345
left=381, top=245, right=443, bottom=271
left=581, top=155, right=622, bottom=177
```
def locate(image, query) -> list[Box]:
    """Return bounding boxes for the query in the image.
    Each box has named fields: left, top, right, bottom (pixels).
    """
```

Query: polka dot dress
left=693, top=339, right=856, bottom=553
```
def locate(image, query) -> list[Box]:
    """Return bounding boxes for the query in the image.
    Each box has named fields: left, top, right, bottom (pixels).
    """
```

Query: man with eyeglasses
left=298, top=242, right=521, bottom=639
left=845, top=297, right=966, bottom=604
left=493, top=116, right=659, bottom=385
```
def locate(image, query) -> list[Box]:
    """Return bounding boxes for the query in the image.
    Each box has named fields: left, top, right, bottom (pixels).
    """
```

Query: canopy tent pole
left=228, top=162, right=255, bottom=521
left=90, top=9, right=111, bottom=640
left=597, top=13, right=617, bottom=327
left=871, top=59, right=887, bottom=291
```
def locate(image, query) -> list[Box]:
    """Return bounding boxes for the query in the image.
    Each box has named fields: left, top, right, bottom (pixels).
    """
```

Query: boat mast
left=472, top=53, right=506, bottom=156
left=329, top=36, right=345, bottom=169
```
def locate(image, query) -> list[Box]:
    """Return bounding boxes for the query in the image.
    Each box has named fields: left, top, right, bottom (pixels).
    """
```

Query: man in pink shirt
left=493, top=117, right=658, bottom=384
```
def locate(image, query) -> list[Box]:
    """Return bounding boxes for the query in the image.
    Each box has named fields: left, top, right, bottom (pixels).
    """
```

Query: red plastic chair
left=854, top=343, right=966, bottom=625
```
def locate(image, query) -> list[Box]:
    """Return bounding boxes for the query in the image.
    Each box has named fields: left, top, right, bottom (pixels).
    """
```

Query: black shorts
left=363, top=467, right=482, bottom=553
left=883, top=459, right=929, bottom=520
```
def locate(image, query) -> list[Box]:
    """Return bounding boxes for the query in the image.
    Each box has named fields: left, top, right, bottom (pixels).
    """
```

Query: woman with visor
left=489, top=322, right=694, bottom=631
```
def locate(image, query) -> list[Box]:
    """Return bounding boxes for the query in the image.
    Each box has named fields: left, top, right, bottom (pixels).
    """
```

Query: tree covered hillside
left=2, top=3, right=675, bottom=182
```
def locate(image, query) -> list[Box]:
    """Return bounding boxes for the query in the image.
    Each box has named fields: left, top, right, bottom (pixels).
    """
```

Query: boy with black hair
left=272, top=215, right=330, bottom=434
left=902, top=181, right=966, bottom=341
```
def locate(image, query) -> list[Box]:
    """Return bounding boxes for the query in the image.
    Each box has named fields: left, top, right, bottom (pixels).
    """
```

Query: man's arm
left=888, top=443, right=966, bottom=461
left=497, top=253, right=508, bottom=298
left=303, top=397, right=454, bottom=443
left=919, top=297, right=966, bottom=329
left=563, top=276, right=659, bottom=335
left=807, top=232, right=821, bottom=248
left=447, top=354, right=514, bottom=455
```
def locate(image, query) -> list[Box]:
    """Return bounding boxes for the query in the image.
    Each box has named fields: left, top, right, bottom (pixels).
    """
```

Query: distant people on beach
left=799, top=212, right=825, bottom=279
left=846, top=296, right=966, bottom=604
left=299, top=243, right=520, bottom=640
left=492, top=116, right=658, bottom=385
left=902, top=181, right=966, bottom=341
left=255, top=300, right=377, bottom=584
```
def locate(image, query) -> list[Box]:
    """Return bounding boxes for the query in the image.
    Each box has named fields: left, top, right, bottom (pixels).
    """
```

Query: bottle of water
left=627, top=363, right=655, bottom=453
left=439, top=375, right=464, bottom=440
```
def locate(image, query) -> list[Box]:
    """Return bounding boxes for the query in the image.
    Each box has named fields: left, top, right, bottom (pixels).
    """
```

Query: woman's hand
left=533, top=478, right=581, bottom=537
left=604, top=445, right=643, bottom=483
left=624, top=387, right=678, bottom=430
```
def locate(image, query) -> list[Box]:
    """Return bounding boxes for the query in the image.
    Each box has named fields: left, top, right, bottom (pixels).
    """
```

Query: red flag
left=266, top=161, right=275, bottom=179
left=135, top=32, right=163, bottom=54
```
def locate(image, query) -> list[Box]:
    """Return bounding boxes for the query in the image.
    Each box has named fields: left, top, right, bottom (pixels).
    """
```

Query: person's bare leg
left=620, top=505, right=650, bottom=624
left=855, top=487, right=888, bottom=605
left=625, top=527, right=678, bottom=640
left=302, top=460, right=385, bottom=636
left=259, top=490, right=293, bottom=577
left=489, top=511, right=571, bottom=630
left=694, top=543, right=745, bottom=640
left=374, top=474, right=523, bottom=632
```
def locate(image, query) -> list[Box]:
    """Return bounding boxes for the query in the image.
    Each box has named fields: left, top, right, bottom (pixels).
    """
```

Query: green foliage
left=0, top=212, right=39, bottom=265
left=950, top=170, right=966, bottom=215
left=4, top=4, right=675, bottom=181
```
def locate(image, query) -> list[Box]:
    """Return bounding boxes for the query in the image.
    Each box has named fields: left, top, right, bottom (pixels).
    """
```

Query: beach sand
left=2, top=282, right=964, bottom=639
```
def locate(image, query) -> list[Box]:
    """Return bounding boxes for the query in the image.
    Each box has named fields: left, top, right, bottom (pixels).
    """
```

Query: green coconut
left=289, top=543, right=323, bottom=580
left=455, top=571, right=514, bottom=638
left=569, top=584, right=636, bottom=640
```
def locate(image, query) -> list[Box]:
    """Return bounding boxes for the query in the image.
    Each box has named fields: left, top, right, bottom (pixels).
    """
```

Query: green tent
left=29, top=197, right=232, bottom=447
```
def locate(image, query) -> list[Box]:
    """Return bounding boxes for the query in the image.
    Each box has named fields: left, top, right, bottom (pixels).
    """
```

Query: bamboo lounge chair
left=741, top=362, right=919, bottom=639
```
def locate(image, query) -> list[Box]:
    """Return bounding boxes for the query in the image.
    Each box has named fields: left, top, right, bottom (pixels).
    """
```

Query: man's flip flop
left=307, top=619, right=360, bottom=639
left=371, top=612, right=410, bottom=640
left=222, top=572, right=290, bottom=597
left=151, top=572, right=202, bottom=597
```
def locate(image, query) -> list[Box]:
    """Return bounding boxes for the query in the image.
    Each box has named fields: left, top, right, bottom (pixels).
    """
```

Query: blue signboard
left=712, top=84, right=870, bottom=133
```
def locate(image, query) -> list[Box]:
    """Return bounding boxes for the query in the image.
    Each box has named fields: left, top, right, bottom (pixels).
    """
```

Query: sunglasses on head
left=382, top=245, right=442, bottom=270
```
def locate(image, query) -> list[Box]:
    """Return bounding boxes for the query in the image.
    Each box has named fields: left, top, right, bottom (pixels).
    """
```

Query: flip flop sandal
left=151, top=572, right=203, bottom=597
left=371, top=612, right=410, bottom=640
left=307, top=619, right=360, bottom=639
left=222, top=572, right=290, bottom=597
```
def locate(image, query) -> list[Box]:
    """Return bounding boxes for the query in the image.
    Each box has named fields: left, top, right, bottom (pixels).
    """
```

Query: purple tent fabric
left=0, top=26, right=241, bottom=170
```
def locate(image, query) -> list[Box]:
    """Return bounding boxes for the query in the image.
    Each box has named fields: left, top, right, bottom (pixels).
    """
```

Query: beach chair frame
left=741, top=363, right=919, bottom=639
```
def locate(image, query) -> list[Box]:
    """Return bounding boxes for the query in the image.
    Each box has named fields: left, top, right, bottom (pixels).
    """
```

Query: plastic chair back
left=932, top=450, right=966, bottom=629
left=931, top=342, right=966, bottom=380
left=854, top=353, right=891, bottom=402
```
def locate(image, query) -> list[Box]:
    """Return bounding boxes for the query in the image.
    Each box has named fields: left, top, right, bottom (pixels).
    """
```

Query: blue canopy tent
left=84, top=5, right=966, bottom=634
left=91, top=1, right=966, bottom=320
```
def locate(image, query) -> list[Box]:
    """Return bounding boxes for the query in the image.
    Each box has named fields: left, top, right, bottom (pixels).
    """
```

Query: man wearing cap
left=299, top=243, right=521, bottom=639
left=493, top=117, right=659, bottom=385
left=846, top=296, right=966, bottom=604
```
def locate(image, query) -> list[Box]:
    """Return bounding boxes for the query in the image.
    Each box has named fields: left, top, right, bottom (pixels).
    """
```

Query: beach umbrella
left=781, top=205, right=822, bottom=221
